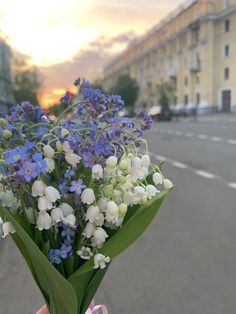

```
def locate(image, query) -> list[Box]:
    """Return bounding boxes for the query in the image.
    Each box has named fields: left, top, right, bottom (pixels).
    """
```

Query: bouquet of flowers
left=0, top=78, right=173, bottom=314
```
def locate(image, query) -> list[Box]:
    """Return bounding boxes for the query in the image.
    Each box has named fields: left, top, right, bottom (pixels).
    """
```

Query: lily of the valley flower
left=92, top=227, right=108, bottom=248
left=106, top=156, right=117, bottom=168
left=38, top=196, right=53, bottom=211
left=106, top=201, right=119, bottom=223
left=32, top=180, right=46, bottom=197
left=77, top=246, right=93, bottom=260
left=44, top=186, right=61, bottom=203
left=81, top=188, right=95, bottom=205
left=146, top=185, right=158, bottom=199
left=44, top=158, right=55, bottom=173
left=83, top=222, right=96, bottom=238
left=2, top=222, right=16, bottom=238
left=92, top=164, right=103, bottom=180
left=153, top=172, right=163, bottom=185
left=51, top=207, right=64, bottom=224
left=65, top=153, right=81, bottom=168
left=36, top=211, right=52, bottom=230
left=163, top=179, right=174, bottom=190
left=93, top=253, right=110, bottom=269
left=43, top=145, right=55, bottom=158
left=141, top=155, right=150, bottom=167
left=59, top=203, right=74, bottom=216
left=63, top=213, right=76, bottom=227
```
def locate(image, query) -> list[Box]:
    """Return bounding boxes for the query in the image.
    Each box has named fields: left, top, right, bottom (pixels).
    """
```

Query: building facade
left=103, top=0, right=236, bottom=113
left=0, top=36, right=15, bottom=112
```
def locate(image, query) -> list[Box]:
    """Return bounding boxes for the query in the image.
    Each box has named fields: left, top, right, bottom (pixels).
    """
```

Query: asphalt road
left=0, top=114, right=236, bottom=314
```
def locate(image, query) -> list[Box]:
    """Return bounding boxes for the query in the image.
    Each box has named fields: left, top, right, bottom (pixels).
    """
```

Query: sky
left=0, top=0, right=183, bottom=108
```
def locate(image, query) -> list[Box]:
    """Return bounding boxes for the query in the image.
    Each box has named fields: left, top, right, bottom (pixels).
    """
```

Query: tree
left=13, top=56, right=41, bottom=105
left=156, top=81, right=176, bottom=109
left=109, top=74, right=139, bottom=115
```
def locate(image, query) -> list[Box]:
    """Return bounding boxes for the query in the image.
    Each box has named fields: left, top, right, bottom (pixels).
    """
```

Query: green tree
left=13, top=57, right=41, bottom=105
left=109, top=74, right=139, bottom=115
left=157, top=81, right=175, bottom=109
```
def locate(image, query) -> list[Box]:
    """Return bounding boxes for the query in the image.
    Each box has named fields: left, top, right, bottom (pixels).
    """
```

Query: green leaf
left=70, top=189, right=169, bottom=277
left=0, top=206, right=78, bottom=314
left=80, top=268, right=108, bottom=314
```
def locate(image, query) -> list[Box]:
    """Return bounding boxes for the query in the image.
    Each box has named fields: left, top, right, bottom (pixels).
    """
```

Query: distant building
left=103, top=0, right=236, bottom=113
left=0, top=37, right=15, bottom=112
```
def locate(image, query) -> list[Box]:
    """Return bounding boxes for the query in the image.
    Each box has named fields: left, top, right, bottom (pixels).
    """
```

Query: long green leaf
left=0, top=206, right=78, bottom=314
left=70, top=189, right=169, bottom=278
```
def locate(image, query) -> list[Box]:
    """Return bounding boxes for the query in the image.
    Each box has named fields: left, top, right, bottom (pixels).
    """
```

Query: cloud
left=39, top=32, right=136, bottom=106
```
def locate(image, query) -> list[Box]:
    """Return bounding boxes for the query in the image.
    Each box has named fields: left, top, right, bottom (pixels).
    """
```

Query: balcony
left=189, top=57, right=201, bottom=72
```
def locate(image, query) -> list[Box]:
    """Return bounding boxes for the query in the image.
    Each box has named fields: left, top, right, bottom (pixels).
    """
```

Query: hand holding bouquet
left=0, top=78, right=173, bottom=314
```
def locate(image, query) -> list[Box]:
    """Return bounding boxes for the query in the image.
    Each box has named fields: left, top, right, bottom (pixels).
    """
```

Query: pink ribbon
left=86, top=299, right=109, bottom=314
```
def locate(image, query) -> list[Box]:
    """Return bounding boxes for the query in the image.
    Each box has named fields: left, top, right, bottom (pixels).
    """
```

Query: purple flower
left=33, top=152, right=47, bottom=175
left=4, top=147, right=27, bottom=164
left=18, top=162, right=38, bottom=182
left=48, top=249, right=62, bottom=265
left=64, top=169, right=76, bottom=178
left=60, top=244, right=72, bottom=259
left=69, top=179, right=86, bottom=195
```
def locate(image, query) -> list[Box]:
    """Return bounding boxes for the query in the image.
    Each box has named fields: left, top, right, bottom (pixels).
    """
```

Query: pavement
left=0, top=114, right=236, bottom=314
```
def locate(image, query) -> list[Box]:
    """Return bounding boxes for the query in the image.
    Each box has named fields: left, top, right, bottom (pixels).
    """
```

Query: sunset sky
left=0, top=0, right=183, bottom=108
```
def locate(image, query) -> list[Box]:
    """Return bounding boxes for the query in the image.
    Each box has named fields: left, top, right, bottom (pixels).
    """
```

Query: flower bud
left=0, top=118, right=7, bottom=127
left=119, top=159, right=129, bottom=171
left=32, top=180, right=46, bottom=197
left=141, top=155, right=150, bottom=167
left=118, top=203, right=128, bottom=217
left=92, top=164, right=103, bottom=180
left=43, top=145, right=55, bottom=158
left=81, top=188, right=95, bottom=205
left=36, top=211, right=52, bottom=231
left=2, top=222, right=15, bottom=238
left=153, top=172, right=163, bottom=185
left=163, top=179, right=174, bottom=190
left=51, top=207, right=64, bottom=224
left=44, top=186, right=61, bottom=203
left=106, top=156, right=117, bottom=168
left=59, top=203, right=74, bottom=216
left=2, top=130, right=12, bottom=139
left=61, top=128, right=70, bottom=136
left=146, top=185, right=158, bottom=199
left=56, top=141, right=64, bottom=152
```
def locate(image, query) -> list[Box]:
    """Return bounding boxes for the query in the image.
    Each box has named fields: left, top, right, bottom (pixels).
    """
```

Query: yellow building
left=103, top=0, right=236, bottom=113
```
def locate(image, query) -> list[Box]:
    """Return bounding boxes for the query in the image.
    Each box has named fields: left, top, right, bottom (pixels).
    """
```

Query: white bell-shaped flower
left=118, top=203, right=128, bottom=217
left=81, top=188, right=95, bottom=205
left=153, top=172, right=163, bottom=185
left=32, top=180, right=46, bottom=197
left=2, top=222, right=16, bottom=238
left=92, top=227, right=108, bottom=248
left=92, top=164, right=103, bottom=180
left=56, top=140, right=64, bottom=152
left=65, top=153, right=81, bottom=167
left=44, top=158, right=55, bottom=173
left=63, top=141, right=73, bottom=154
left=38, top=196, right=53, bottom=211
left=93, top=253, right=110, bottom=269
left=1, top=190, right=17, bottom=208
left=43, top=145, right=55, bottom=158
left=85, top=205, right=100, bottom=223
left=134, top=186, right=147, bottom=203
left=61, top=127, right=70, bottom=136
left=83, top=222, right=96, bottom=238
left=94, top=213, right=104, bottom=227
left=51, top=207, right=64, bottom=224
left=132, top=156, right=142, bottom=169
left=163, top=179, right=174, bottom=190
left=106, top=156, right=118, bottom=168
left=77, top=246, right=93, bottom=260
left=141, top=155, right=150, bottom=167
left=63, top=214, right=76, bottom=227
left=106, top=201, right=119, bottom=223
left=59, top=203, right=74, bottom=216
left=146, top=185, right=158, bottom=199
left=36, top=211, right=52, bottom=231
left=44, top=186, right=61, bottom=203
left=97, top=198, right=108, bottom=212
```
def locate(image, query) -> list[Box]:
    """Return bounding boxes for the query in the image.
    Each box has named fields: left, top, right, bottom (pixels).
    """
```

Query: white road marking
left=211, top=137, right=222, bottom=142
left=228, top=183, right=236, bottom=189
left=227, top=139, right=236, bottom=145
left=176, top=131, right=182, bottom=136
left=185, top=133, right=193, bottom=137
left=198, top=134, right=208, bottom=140
left=195, top=170, right=216, bottom=179
left=156, top=155, right=167, bottom=162
left=171, top=161, right=188, bottom=169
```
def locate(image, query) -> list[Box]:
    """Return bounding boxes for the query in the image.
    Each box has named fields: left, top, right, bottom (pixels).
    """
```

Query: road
left=0, top=114, right=236, bottom=314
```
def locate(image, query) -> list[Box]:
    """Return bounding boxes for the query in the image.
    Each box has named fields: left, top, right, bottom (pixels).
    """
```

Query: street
left=0, top=114, right=236, bottom=314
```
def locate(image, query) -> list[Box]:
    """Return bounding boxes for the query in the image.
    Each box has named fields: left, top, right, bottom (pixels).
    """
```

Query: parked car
left=149, top=106, right=173, bottom=121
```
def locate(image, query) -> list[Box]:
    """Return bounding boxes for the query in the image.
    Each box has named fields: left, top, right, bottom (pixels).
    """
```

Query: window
left=224, top=67, right=230, bottom=80
left=225, top=19, right=230, bottom=32
left=224, top=45, right=230, bottom=57
left=184, top=95, right=189, bottom=106
left=196, top=74, right=200, bottom=84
